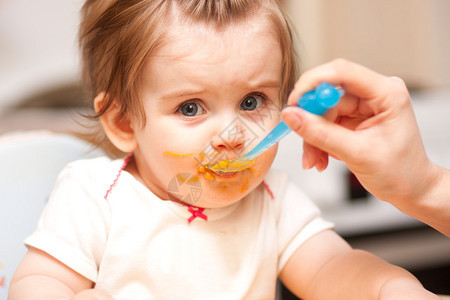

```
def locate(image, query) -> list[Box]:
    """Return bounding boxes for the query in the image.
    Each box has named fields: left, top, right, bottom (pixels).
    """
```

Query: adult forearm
left=402, top=165, right=450, bottom=237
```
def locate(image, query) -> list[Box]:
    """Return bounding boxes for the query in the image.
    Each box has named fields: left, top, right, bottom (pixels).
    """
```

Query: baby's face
left=129, top=17, right=283, bottom=208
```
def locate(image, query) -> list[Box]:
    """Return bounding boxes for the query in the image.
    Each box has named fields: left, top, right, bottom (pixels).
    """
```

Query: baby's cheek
left=166, top=159, right=194, bottom=174
left=157, top=156, right=192, bottom=185
left=239, top=174, right=253, bottom=194
left=257, top=147, right=278, bottom=170
left=248, top=148, right=277, bottom=183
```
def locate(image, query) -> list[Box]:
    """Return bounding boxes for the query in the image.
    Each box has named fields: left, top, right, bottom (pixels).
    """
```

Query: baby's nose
left=210, top=118, right=246, bottom=154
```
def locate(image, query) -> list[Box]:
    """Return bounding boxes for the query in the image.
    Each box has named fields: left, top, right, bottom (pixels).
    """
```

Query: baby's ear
left=94, top=92, right=138, bottom=153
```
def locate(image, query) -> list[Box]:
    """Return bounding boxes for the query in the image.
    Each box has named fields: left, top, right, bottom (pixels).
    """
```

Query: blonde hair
left=79, top=0, right=298, bottom=153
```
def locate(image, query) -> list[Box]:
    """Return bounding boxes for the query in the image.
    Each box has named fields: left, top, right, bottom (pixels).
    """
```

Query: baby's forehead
left=140, top=15, right=283, bottom=98
left=154, top=15, right=280, bottom=59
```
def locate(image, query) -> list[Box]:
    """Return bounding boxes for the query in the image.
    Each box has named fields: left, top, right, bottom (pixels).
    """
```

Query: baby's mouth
left=197, top=164, right=240, bottom=180
left=195, top=150, right=255, bottom=180
left=206, top=158, right=256, bottom=173
left=211, top=170, right=238, bottom=178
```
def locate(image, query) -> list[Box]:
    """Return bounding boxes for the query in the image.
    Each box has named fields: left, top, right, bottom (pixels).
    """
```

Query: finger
left=302, top=142, right=319, bottom=169
left=282, top=106, right=360, bottom=161
left=315, top=151, right=329, bottom=172
left=321, top=93, right=361, bottom=123
left=288, top=59, right=390, bottom=107
left=303, top=142, right=329, bottom=171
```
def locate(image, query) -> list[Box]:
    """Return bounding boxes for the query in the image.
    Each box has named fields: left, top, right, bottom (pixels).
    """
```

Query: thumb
left=281, top=106, right=356, bottom=160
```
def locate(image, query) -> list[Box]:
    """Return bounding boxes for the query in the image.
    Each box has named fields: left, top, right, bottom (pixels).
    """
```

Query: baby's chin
left=180, top=153, right=274, bottom=208
left=194, top=192, right=247, bottom=209
left=193, top=176, right=263, bottom=209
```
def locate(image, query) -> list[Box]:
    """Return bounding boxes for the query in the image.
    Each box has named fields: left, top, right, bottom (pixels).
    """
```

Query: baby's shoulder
left=58, top=156, right=122, bottom=188
left=45, top=156, right=124, bottom=209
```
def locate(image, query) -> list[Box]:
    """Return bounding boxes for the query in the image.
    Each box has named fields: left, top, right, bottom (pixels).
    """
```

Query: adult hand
left=282, top=59, right=447, bottom=233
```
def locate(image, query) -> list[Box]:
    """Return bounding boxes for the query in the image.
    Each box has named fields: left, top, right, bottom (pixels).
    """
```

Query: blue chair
left=0, top=131, right=104, bottom=298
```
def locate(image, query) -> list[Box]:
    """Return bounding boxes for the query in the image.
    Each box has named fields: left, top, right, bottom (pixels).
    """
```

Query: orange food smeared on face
left=207, top=159, right=256, bottom=172
left=240, top=174, right=252, bottom=193
left=198, top=165, right=215, bottom=180
left=176, top=173, right=200, bottom=183
left=163, top=152, right=194, bottom=157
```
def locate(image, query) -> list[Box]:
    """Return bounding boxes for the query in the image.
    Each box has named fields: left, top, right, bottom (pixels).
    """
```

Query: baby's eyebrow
left=159, top=79, right=280, bottom=101
left=160, top=88, right=206, bottom=100
left=246, top=79, right=281, bottom=90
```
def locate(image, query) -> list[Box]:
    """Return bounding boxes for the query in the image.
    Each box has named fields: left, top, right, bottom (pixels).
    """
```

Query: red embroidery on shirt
left=104, top=154, right=133, bottom=200
left=262, top=180, right=275, bottom=199
left=187, top=206, right=208, bottom=223
left=170, top=198, right=208, bottom=224
left=103, top=153, right=207, bottom=223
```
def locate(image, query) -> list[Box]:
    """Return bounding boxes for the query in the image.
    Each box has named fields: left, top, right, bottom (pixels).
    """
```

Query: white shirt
left=25, top=157, right=333, bottom=299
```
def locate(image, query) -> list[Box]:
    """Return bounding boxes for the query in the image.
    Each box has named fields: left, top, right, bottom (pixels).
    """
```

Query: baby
left=9, top=0, right=439, bottom=299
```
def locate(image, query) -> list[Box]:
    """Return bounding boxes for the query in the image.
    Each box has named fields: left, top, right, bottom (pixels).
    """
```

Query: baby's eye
left=240, top=94, right=263, bottom=111
left=178, top=102, right=205, bottom=117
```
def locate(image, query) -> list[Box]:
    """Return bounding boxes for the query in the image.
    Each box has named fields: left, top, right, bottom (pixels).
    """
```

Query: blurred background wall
left=1, top=0, right=450, bottom=112
left=0, top=0, right=83, bottom=109
left=284, top=0, right=450, bottom=89
left=1, top=0, right=450, bottom=111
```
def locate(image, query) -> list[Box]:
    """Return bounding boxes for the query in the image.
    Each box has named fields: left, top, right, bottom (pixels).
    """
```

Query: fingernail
left=282, top=111, right=303, bottom=132
left=315, top=157, right=328, bottom=172
left=316, top=164, right=325, bottom=172
left=303, top=160, right=313, bottom=170
left=302, top=153, right=313, bottom=170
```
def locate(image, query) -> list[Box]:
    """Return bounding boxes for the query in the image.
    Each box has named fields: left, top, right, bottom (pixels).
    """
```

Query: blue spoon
left=208, top=82, right=344, bottom=172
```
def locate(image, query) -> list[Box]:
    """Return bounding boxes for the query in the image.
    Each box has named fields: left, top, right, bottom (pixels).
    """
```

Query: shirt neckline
left=115, top=161, right=242, bottom=223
